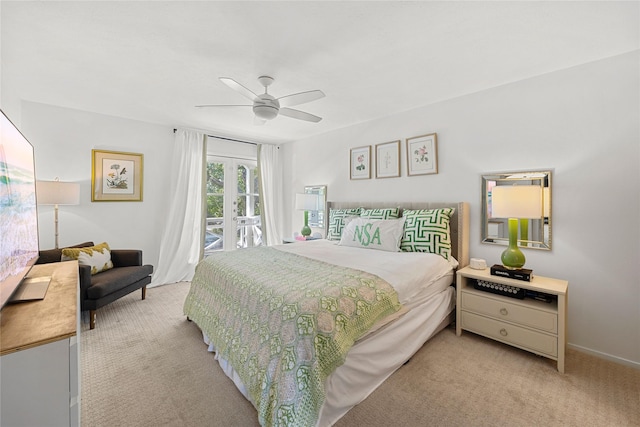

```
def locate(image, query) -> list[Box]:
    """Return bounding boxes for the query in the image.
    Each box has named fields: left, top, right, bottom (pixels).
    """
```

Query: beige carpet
left=81, top=282, right=640, bottom=427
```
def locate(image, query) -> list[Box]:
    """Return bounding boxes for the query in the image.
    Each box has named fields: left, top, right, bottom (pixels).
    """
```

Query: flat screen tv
left=0, top=109, right=40, bottom=309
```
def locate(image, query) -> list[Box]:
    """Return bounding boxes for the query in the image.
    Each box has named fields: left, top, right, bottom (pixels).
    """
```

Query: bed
left=184, top=201, right=469, bottom=427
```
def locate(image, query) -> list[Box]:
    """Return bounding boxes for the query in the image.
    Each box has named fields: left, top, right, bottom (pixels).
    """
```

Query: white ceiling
left=2, top=1, right=638, bottom=144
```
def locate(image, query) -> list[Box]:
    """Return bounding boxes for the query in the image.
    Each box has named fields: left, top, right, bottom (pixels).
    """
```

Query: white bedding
left=275, top=239, right=458, bottom=303
left=199, top=240, right=458, bottom=426
left=319, top=286, right=455, bottom=426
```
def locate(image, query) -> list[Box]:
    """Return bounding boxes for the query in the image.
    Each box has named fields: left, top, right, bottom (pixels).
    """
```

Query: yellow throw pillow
left=61, top=242, right=114, bottom=275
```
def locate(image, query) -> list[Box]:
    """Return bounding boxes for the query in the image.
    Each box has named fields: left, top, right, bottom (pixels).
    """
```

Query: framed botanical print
left=91, top=149, right=143, bottom=201
left=375, top=140, right=401, bottom=178
left=350, top=145, right=371, bottom=180
left=406, top=133, right=438, bottom=176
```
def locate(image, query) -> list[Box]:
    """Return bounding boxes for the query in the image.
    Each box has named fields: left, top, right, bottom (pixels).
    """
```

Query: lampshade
left=295, top=193, right=319, bottom=211
left=37, top=180, right=80, bottom=205
left=491, top=185, right=542, bottom=219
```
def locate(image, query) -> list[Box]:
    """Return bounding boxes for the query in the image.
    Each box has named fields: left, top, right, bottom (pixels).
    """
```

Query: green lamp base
left=502, top=218, right=526, bottom=270
left=501, top=247, right=526, bottom=270
left=300, top=226, right=312, bottom=237
left=301, top=210, right=312, bottom=237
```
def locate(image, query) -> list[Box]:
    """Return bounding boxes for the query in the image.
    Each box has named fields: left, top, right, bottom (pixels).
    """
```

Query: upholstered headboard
left=325, top=201, right=470, bottom=268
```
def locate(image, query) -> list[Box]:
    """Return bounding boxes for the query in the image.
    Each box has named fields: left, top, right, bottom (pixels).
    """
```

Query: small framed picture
left=350, top=145, right=371, bottom=180
left=375, top=140, right=401, bottom=178
left=406, top=133, right=438, bottom=176
left=91, top=149, right=143, bottom=201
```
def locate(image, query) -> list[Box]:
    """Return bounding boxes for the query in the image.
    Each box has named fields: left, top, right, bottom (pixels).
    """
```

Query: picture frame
left=406, top=133, right=438, bottom=176
left=375, top=140, right=401, bottom=178
left=91, top=149, right=143, bottom=201
left=350, top=145, right=371, bottom=180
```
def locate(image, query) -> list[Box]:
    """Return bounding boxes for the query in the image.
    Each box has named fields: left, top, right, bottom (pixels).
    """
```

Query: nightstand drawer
left=461, top=311, right=558, bottom=357
left=461, top=291, right=557, bottom=333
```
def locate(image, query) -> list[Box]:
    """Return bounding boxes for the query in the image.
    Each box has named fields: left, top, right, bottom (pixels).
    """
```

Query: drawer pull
left=500, top=308, right=509, bottom=316
left=499, top=328, right=508, bottom=337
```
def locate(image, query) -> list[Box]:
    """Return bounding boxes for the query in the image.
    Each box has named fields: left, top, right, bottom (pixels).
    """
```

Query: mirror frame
left=304, top=185, right=327, bottom=229
left=481, top=170, right=552, bottom=250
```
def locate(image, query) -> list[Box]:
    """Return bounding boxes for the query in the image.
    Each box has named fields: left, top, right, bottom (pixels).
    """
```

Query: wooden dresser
left=0, top=261, right=80, bottom=426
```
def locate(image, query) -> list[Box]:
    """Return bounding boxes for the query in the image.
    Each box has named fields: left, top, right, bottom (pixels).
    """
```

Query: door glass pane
left=253, top=166, right=260, bottom=197
left=236, top=163, right=262, bottom=249
left=237, top=166, right=247, bottom=194
left=205, top=162, right=224, bottom=254
left=253, top=194, right=261, bottom=217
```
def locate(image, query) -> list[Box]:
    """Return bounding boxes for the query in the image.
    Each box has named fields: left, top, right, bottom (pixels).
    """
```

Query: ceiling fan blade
left=279, top=107, right=322, bottom=123
left=219, top=77, right=259, bottom=101
left=195, top=104, right=252, bottom=108
left=277, top=90, right=325, bottom=107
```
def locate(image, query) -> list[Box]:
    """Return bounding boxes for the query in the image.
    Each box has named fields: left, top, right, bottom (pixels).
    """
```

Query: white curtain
left=258, top=144, right=284, bottom=246
left=149, top=129, right=206, bottom=287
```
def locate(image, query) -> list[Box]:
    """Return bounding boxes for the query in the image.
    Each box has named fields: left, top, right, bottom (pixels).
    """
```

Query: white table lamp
left=491, top=185, right=542, bottom=269
left=295, top=193, right=319, bottom=238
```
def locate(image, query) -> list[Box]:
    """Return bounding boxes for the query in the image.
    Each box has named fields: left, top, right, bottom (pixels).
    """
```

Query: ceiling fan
left=197, top=76, right=325, bottom=124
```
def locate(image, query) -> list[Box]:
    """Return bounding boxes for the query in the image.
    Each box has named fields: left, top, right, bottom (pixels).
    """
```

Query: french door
left=204, top=156, right=261, bottom=255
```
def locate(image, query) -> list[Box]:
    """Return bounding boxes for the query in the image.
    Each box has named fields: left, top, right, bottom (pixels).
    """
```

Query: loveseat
left=36, top=241, right=154, bottom=329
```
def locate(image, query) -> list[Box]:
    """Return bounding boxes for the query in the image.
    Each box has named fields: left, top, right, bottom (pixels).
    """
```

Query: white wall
left=283, top=51, right=640, bottom=367
left=19, top=101, right=174, bottom=269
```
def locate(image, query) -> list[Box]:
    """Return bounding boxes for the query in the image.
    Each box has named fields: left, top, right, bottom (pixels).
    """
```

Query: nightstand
left=456, top=265, right=568, bottom=373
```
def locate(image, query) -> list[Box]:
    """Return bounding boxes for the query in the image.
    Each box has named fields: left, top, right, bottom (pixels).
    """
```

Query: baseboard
left=568, top=343, right=640, bottom=370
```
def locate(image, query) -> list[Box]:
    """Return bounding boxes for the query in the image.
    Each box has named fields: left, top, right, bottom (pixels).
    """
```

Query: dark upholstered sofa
left=36, top=242, right=153, bottom=329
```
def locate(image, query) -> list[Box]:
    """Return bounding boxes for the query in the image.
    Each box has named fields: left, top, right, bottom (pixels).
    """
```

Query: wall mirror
left=481, top=170, right=552, bottom=250
left=304, top=185, right=326, bottom=228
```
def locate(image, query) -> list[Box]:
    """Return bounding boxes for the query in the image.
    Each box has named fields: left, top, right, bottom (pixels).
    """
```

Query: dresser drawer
left=461, top=291, right=557, bottom=333
left=461, top=311, right=558, bottom=357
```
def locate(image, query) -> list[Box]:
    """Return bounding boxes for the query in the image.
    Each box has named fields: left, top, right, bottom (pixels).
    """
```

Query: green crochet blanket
left=183, top=246, right=401, bottom=427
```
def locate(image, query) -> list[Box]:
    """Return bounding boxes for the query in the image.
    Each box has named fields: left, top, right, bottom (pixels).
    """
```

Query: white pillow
left=338, top=217, right=405, bottom=252
left=61, top=242, right=114, bottom=275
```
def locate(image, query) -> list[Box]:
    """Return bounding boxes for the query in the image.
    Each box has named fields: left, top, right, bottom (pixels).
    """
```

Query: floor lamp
left=36, top=179, right=80, bottom=249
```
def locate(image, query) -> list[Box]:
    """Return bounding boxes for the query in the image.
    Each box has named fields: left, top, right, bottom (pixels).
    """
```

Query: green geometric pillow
left=327, top=208, right=362, bottom=240
left=400, top=208, right=455, bottom=260
left=360, top=207, right=400, bottom=220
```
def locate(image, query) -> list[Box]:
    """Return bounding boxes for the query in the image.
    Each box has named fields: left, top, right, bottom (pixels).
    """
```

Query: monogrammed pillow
left=338, top=217, right=405, bottom=252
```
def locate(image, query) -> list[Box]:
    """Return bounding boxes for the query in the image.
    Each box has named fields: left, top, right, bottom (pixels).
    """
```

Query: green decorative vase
left=501, top=218, right=525, bottom=269
left=301, top=210, right=312, bottom=237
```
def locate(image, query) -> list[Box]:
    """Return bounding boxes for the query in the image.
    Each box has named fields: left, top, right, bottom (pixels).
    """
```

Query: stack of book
left=490, top=264, right=533, bottom=281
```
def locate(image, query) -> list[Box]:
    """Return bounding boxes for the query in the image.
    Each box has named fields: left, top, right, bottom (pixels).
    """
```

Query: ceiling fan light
left=202, top=76, right=323, bottom=123
left=253, top=104, right=279, bottom=120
